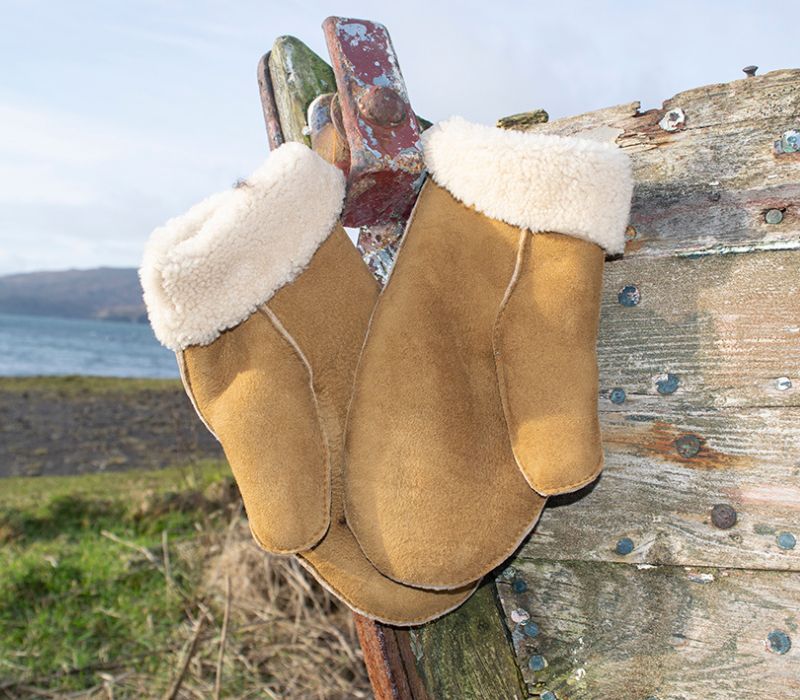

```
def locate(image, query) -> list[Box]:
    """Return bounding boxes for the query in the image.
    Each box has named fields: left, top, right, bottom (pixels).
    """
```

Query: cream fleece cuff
left=140, top=143, right=346, bottom=351
left=421, top=116, right=633, bottom=254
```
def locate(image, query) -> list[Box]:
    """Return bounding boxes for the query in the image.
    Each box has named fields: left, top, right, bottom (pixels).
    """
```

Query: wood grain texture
left=495, top=559, right=800, bottom=700
left=407, top=584, right=528, bottom=700
left=522, top=69, right=800, bottom=259
left=598, top=249, right=800, bottom=410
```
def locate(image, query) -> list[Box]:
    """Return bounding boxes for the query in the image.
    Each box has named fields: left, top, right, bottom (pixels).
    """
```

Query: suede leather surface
left=345, top=180, right=548, bottom=590
left=187, top=224, right=476, bottom=622
left=275, top=227, right=478, bottom=623
left=275, top=227, right=477, bottom=624
left=495, top=232, right=605, bottom=495
left=181, top=306, right=329, bottom=554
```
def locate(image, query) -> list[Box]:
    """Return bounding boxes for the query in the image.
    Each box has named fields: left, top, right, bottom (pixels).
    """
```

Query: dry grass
left=0, top=471, right=371, bottom=700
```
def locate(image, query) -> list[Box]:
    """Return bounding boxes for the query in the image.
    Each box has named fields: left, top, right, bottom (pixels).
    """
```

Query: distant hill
left=0, top=267, right=147, bottom=322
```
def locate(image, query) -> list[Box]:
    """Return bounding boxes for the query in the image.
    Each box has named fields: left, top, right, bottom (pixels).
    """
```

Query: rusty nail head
left=357, top=85, right=406, bottom=127
left=675, top=434, right=702, bottom=459
left=743, top=65, right=758, bottom=77
left=710, top=503, right=737, bottom=529
left=625, top=225, right=637, bottom=241
left=765, top=209, right=784, bottom=225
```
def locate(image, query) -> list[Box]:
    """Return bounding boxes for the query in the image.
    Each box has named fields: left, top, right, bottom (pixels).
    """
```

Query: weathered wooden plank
left=406, top=583, right=528, bottom=700
left=518, top=69, right=800, bottom=258
left=268, top=36, right=336, bottom=145
left=495, top=559, right=800, bottom=700
left=518, top=403, right=800, bottom=571
left=256, top=52, right=284, bottom=149
left=598, top=249, right=800, bottom=409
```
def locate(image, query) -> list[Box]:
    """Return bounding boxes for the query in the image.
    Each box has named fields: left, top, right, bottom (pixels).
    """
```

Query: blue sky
left=1, top=0, right=796, bottom=275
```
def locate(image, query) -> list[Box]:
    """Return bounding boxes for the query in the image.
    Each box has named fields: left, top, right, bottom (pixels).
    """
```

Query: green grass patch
left=0, top=461, right=230, bottom=690
left=0, top=374, right=182, bottom=396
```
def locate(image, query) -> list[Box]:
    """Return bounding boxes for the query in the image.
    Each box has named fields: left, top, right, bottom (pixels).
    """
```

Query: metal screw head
left=777, top=532, right=797, bottom=550
left=775, top=129, right=800, bottom=154
left=658, top=107, right=685, bottom=132
left=616, top=537, right=635, bottom=555
left=776, top=376, right=793, bottom=391
left=610, top=387, right=627, bottom=405
left=357, top=85, right=407, bottom=127
left=541, top=692, right=557, bottom=700
left=512, top=578, right=528, bottom=594
left=675, top=434, right=702, bottom=459
left=510, top=608, right=530, bottom=624
left=501, top=566, right=517, bottom=581
left=656, top=373, right=680, bottom=395
left=710, top=503, right=738, bottom=530
left=767, top=630, right=792, bottom=655
left=743, top=65, right=758, bottom=77
left=765, top=209, right=784, bottom=225
left=528, top=654, right=547, bottom=671
left=618, top=285, right=641, bottom=307
left=523, top=621, right=540, bottom=638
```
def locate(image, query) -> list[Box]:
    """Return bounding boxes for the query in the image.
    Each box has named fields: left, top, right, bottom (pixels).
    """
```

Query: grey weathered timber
left=526, top=69, right=800, bottom=259
left=496, top=559, right=800, bottom=699
left=490, top=68, right=800, bottom=700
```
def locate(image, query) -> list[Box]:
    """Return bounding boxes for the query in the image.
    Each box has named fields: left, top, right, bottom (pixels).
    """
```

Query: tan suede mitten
left=345, top=117, right=633, bottom=589
left=141, top=142, right=476, bottom=623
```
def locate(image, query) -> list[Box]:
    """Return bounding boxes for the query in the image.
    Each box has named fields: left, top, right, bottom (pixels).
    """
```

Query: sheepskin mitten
left=141, top=142, right=476, bottom=622
left=344, top=117, right=633, bottom=589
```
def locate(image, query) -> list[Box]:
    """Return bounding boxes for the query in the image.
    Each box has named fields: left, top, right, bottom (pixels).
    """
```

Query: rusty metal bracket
left=321, top=16, right=425, bottom=228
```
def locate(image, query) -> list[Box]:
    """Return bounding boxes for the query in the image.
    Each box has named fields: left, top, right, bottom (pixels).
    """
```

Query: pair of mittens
left=141, top=142, right=475, bottom=626
left=141, top=117, right=633, bottom=622
left=345, top=117, right=634, bottom=590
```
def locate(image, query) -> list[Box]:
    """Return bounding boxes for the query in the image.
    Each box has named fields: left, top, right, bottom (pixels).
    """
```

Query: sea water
left=0, top=313, right=177, bottom=378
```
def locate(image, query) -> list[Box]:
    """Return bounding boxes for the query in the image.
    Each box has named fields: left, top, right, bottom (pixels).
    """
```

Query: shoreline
left=0, top=375, right=222, bottom=478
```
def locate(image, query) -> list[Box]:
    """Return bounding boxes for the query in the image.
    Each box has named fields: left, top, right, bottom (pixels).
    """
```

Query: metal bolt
left=501, top=566, right=517, bottom=580
left=528, top=654, right=547, bottom=672
left=675, top=434, right=702, bottom=459
left=743, top=65, right=758, bottom=77
left=610, top=387, right=627, bottom=405
left=523, top=621, right=540, bottom=638
left=776, top=377, right=793, bottom=391
left=510, top=608, right=530, bottom=624
left=777, top=532, right=797, bottom=550
left=357, top=85, right=406, bottom=127
left=616, top=537, right=635, bottom=555
left=658, top=107, right=685, bottom=132
left=710, top=503, right=738, bottom=530
left=775, top=129, right=800, bottom=155
left=656, top=373, right=680, bottom=395
left=512, top=578, right=528, bottom=594
left=765, top=209, right=784, bottom=225
left=618, top=285, right=641, bottom=307
left=767, top=630, right=792, bottom=655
